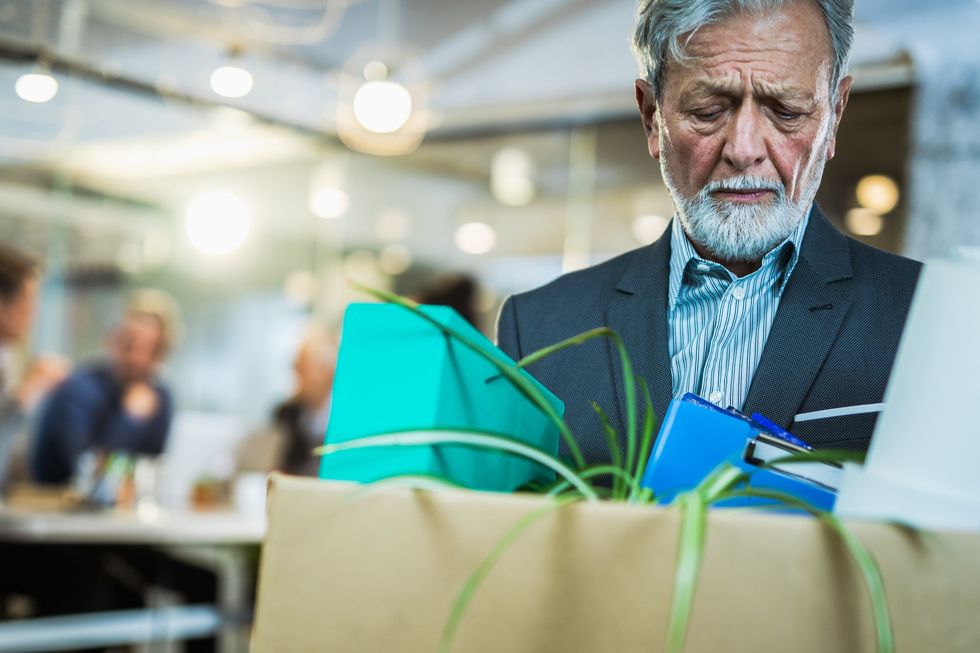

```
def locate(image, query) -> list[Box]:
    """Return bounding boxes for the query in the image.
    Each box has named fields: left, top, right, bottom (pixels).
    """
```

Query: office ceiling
left=0, top=0, right=970, bottom=277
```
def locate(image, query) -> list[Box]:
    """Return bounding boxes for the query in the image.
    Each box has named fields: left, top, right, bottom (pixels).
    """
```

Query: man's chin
left=700, top=243, right=773, bottom=265
left=692, top=226, right=789, bottom=264
left=709, top=197, right=780, bottom=221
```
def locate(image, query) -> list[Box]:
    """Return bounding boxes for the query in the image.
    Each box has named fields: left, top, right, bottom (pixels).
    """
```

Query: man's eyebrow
left=680, top=78, right=816, bottom=104
left=681, top=78, right=742, bottom=98
left=754, top=79, right=815, bottom=103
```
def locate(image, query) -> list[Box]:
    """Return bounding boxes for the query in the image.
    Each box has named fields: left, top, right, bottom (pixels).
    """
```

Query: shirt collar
left=667, top=205, right=812, bottom=310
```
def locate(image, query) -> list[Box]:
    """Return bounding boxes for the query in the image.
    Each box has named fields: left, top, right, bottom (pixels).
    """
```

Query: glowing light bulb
left=845, top=208, right=884, bottom=237
left=210, top=66, right=253, bottom=98
left=309, top=187, right=350, bottom=219
left=856, top=174, right=899, bottom=214
left=454, top=222, right=497, bottom=255
left=185, top=192, right=250, bottom=255
left=352, top=80, right=412, bottom=133
left=15, top=73, right=58, bottom=103
left=491, top=147, right=535, bottom=206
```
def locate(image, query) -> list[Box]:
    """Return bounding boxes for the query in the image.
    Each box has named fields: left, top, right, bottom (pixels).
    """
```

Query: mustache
left=701, top=176, right=785, bottom=197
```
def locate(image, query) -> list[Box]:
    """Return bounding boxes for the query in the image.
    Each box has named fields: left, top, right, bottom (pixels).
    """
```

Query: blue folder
left=640, top=394, right=837, bottom=511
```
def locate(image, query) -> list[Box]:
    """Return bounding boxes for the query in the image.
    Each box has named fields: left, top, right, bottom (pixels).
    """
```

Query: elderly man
left=496, top=0, right=920, bottom=466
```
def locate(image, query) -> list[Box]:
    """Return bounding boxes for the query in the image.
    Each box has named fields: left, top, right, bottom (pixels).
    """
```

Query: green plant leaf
left=662, top=463, right=748, bottom=653
left=515, top=326, right=614, bottom=369
left=514, top=325, right=641, bottom=489
left=591, top=402, right=625, bottom=498
left=764, top=448, right=866, bottom=467
left=634, top=487, right=656, bottom=504
left=628, top=375, right=658, bottom=502
left=345, top=474, right=467, bottom=501
left=698, top=463, right=749, bottom=504
left=438, top=494, right=581, bottom=653
left=610, top=332, right=638, bottom=498
left=545, top=464, right=635, bottom=497
left=666, top=490, right=708, bottom=653
left=350, top=281, right=586, bottom=469
left=717, top=487, right=894, bottom=653
left=315, top=428, right=600, bottom=502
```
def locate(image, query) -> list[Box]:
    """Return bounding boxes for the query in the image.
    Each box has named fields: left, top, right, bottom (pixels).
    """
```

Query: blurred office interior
left=2, top=0, right=956, bottom=425
left=0, top=0, right=978, bottom=648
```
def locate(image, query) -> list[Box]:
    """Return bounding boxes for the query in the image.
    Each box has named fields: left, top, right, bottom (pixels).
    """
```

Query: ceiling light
left=309, top=186, right=350, bottom=219
left=210, top=66, right=254, bottom=98
left=491, top=175, right=535, bottom=207
left=379, top=245, right=413, bottom=276
left=491, top=147, right=535, bottom=206
left=185, top=191, right=250, bottom=255
left=632, top=214, right=670, bottom=243
left=15, top=72, right=58, bottom=103
left=454, top=222, right=497, bottom=255
left=855, top=174, right=899, bottom=214
left=363, top=60, right=389, bottom=81
left=845, top=208, right=884, bottom=237
left=352, top=80, right=413, bottom=134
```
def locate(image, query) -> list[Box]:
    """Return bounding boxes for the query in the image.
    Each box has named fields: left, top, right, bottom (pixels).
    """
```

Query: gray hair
left=632, top=0, right=853, bottom=102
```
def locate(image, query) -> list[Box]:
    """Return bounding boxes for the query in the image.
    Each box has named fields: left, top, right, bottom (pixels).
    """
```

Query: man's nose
left=721, top=105, right=768, bottom=171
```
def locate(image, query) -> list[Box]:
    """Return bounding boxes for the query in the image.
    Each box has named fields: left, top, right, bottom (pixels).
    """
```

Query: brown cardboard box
left=253, top=474, right=980, bottom=652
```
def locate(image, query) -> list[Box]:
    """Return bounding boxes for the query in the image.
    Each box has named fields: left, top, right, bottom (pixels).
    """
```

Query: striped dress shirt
left=667, top=210, right=811, bottom=411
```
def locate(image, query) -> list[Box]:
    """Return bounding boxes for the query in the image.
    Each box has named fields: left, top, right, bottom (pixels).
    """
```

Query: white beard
left=661, top=148, right=827, bottom=263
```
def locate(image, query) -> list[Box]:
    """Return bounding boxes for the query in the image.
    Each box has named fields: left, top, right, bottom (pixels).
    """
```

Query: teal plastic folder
left=318, top=303, right=564, bottom=491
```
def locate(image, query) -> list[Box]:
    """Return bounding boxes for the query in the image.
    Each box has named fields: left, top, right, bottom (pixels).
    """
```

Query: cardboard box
left=319, top=304, right=563, bottom=491
left=253, top=474, right=980, bottom=652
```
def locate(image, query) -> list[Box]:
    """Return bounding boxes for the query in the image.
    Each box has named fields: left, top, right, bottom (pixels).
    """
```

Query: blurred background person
left=30, top=289, right=180, bottom=485
left=270, top=328, right=337, bottom=476
left=0, top=243, right=69, bottom=494
left=416, top=273, right=481, bottom=329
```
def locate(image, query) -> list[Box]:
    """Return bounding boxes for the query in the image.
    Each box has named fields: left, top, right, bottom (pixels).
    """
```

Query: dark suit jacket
left=496, top=207, right=921, bottom=466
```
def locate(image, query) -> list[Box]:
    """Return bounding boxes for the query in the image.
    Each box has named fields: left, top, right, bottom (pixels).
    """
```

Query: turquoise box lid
left=318, top=303, right=564, bottom=491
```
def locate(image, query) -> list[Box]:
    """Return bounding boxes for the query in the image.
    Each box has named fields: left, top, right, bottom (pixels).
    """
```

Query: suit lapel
left=743, top=207, right=855, bottom=428
left=604, top=229, right=674, bottom=455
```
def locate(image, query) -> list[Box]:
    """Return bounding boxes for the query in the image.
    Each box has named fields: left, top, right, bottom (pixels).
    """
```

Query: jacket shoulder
left=511, top=245, right=649, bottom=308
left=846, top=236, right=922, bottom=288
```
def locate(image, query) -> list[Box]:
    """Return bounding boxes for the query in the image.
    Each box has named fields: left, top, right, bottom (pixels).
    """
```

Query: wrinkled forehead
left=664, top=4, right=835, bottom=99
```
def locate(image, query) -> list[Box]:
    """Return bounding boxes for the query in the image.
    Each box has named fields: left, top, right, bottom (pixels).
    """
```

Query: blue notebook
left=640, top=393, right=838, bottom=511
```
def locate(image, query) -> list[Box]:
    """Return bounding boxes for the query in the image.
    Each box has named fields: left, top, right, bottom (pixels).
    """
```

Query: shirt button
left=731, top=286, right=746, bottom=300
left=708, top=390, right=724, bottom=404
left=696, top=263, right=710, bottom=272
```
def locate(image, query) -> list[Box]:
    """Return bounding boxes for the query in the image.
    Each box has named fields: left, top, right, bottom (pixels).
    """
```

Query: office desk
left=0, top=504, right=265, bottom=545
left=0, top=504, right=265, bottom=653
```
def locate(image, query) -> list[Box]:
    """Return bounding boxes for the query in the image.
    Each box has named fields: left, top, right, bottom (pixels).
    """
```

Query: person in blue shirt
left=31, top=290, right=179, bottom=485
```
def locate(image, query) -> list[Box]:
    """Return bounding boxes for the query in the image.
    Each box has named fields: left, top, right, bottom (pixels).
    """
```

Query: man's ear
left=635, top=78, right=661, bottom=160
left=826, top=74, right=853, bottom=161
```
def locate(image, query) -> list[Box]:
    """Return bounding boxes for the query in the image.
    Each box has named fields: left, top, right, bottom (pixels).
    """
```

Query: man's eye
left=773, top=108, right=802, bottom=120
left=692, top=109, right=723, bottom=121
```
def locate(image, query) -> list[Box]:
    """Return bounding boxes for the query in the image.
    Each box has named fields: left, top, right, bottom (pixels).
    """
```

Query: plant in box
left=315, top=282, right=893, bottom=653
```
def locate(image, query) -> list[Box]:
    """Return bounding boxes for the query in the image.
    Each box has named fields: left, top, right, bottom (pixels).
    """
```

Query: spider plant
left=315, top=282, right=895, bottom=653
